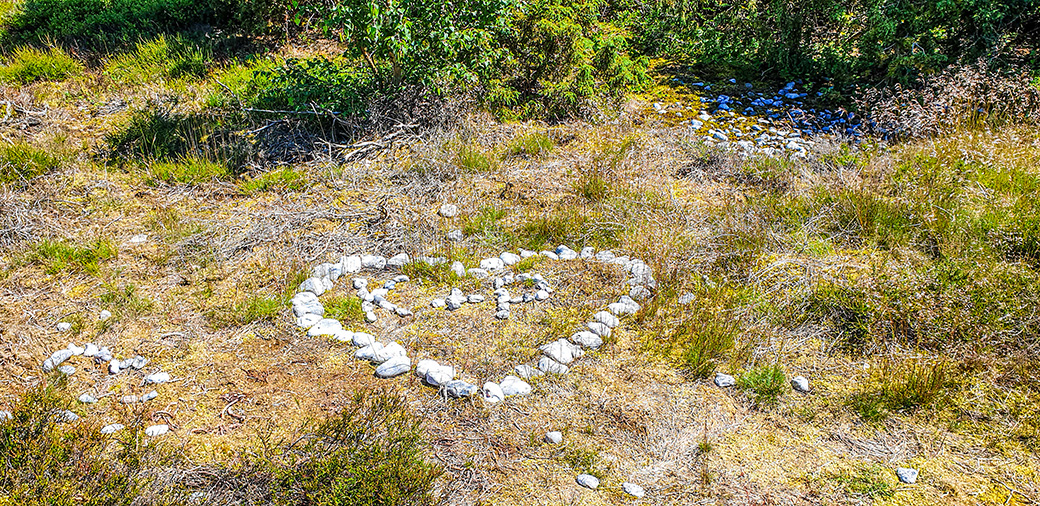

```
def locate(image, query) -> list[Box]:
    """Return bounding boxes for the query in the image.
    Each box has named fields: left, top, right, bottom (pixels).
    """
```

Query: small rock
left=352, top=332, right=375, bottom=347
left=307, top=318, right=343, bottom=337
left=495, top=310, right=510, bottom=320
left=500, top=252, right=521, bottom=265
left=451, top=261, right=467, bottom=277
left=622, top=482, right=646, bottom=498
left=57, top=365, right=75, bottom=375
left=42, top=349, right=75, bottom=372
left=395, top=306, right=413, bottom=317
left=587, top=322, right=611, bottom=338
left=141, top=390, right=158, bottom=402
left=352, top=278, right=368, bottom=289
left=467, top=268, right=489, bottom=279
left=500, top=375, right=532, bottom=396
left=595, top=250, right=615, bottom=262
left=791, top=375, right=810, bottom=393
left=375, top=355, right=411, bottom=378
left=545, top=431, right=563, bottom=444
left=129, top=234, right=148, bottom=244
left=570, top=331, right=603, bottom=349
left=537, top=356, right=569, bottom=375
left=896, top=467, right=918, bottom=484
left=540, top=339, right=584, bottom=364
left=443, top=380, right=478, bottom=399
left=145, top=425, right=169, bottom=437
left=482, top=382, right=505, bottom=403
left=365, top=311, right=377, bottom=323
left=580, top=247, right=595, bottom=259
left=99, top=310, right=113, bottom=320
left=438, top=203, right=459, bottom=218
left=576, top=474, right=600, bottom=489
left=361, top=255, right=387, bottom=270
left=56, top=322, right=72, bottom=332
left=447, top=229, right=464, bottom=241
left=370, top=342, right=407, bottom=363
left=120, top=395, right=139, bottom=404
left=0, top=410, right=10, bottom=421
left=83, top=343, right=100, bottom=358
left=431, top=298, right=446, bottom=308
left=534, top=290, right=550, bottom=301
left=100, top=423, right=124, bottom=434
left=629, top=285, right=651, bottom=300
left=541, top=251, right=559, bottom=260
left=56, top=410, right=79, bottom=423
left=514, top=364, right=543, bottom=380
left=424, top=364, right=456, bottom=387
left=480, top=257, right=505, bottom=271
left=78, top=393, right=97, bottom=404
left=714, top=372, right=736, bottom=388
left=128, top=356, right=148, bottom=369
left=467, top=294, right=485, bottom=304
left=143, top=372, right=171, bottom=385
left=593, top=311, right=620, bottom=328
left=415, top=359, right=439, bottom=378
left=342, top=255, right=363, bottom=273
left=387, top=253, right=410, bottom=268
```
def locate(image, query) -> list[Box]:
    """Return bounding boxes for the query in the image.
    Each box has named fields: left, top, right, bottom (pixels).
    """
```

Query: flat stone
left=714, top=372, right=736, bottom=388
left=514, top=364, right=543, bottom=380
left=576, top=474, right=600, bottom=489
left=538, top=356, right=569, bottom=375
left=292, top=293, right=324, bottom=317
left=540, top=251, right=559, bottom=260
left=424, top=364, right=456, bottom=387
left=443, top=380, right=477, bottom=399
left=446, top=296, right=464, bottom=311
left=141, top=390, right=158, bottom=402
left=365, top=311, right=377, bottom=323
left=78, top=393, right=97, bottom=404
left=355, top=343, right=384, bottom=361
left=415, top=359, right=439, bottom=378
left=451, top=261, right=466, bottom=277
left=299, top=277, right=327, bottom=296
left=342, top=255, right=362, bottom=273
left=395, top=306, right=413, bottom=317
left=56, top=410, right=79, bottom=423
left=120, top=395, right=139, bottom=404
left=629, top=285, right=651, bottom=300
left=331, top=329, right=354, bottom=342
left=495, top=310, right=510, bottom=320
left=307, top=318, right=343, bottom=337
left=896, top=467, right=918, bottom=484
left=371, top=342, right=407, bottom=363
left=42, top=349, right=75, bottom=372
left=99, top=310, right=112, bottom=320
left=594, top=250, right=615, bottom=262
left=535, top=290, right=550, bottom=301
left=482, top=382, right=505, bottom=403
left=56, top=322, right=72, bottom=332
left=467, top=294, right=485, bottom=303
left=519, top=249, right=537, bottom=258
left=447, top=229, right=464, bottom=241
left=570, top=331, right=603, bottom=349
left=376, top=355, right=411, bottom=378
left=438, top=203, right=459, bottom=217
left=593, top=311, right=620, bottom=328
left=145, top=425, right=169, bottom=437
left=352, top=278, right=368, bottom=290
left=500, top=252, right=521, bottom=265
left=545, top=431, right=563, bottom=444
left=580, top=247, right=595, bottom=259
left=558, top=249, right=578, bottom=260
left=57, top=365, right=75, bottom=375
left=540, top=339, right=584, bottom=364
left=361, top=255, right=387, bottom=270
left=431, top=298, right=446, bottom=308
left=622, top=482, right=645, bottom=498
left=128, top=356, right=147, bottom=369
left=500, top=375, right=532, bottom=396
left=387, top=253, right=410, bottom=268
left=296, top=313, right=322, bottom=328
left=143, top=372, right=171, bottom=385
left=100, top=423, right=124, bottom=434
left=83, top=343, right=100, bottom=358
left=791, top=375, right=810, bottom=393
left=480, top=257, right=505, bottom=271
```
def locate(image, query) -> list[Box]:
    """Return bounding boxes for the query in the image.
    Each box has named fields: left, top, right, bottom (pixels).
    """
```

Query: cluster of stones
left=654, top=79, right=866, bottom=157
left=26, top=320, right=173, bottom=437
left=292, top=242, right=655, bottom=495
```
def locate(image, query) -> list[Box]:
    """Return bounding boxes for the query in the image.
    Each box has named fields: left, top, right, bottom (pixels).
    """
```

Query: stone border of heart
left=291, top=244, right=656, bottom=403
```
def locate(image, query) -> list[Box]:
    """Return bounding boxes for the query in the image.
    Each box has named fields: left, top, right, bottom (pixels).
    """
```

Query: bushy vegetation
left=0, top=46, right=81, bottom=84
left=0, top=383, right=441, bottom=505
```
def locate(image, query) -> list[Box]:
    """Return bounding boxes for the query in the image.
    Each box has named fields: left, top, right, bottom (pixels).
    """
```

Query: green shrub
left=31, top=238, right=117, bottom=275
left=0, top=142, right=61, bottom=184
left=848, top=360, right=950, bottom=421
left=463, top=206, right=507, bottom=238
left=271, top=391, right=442, bottom=506
left=401, top=260, right=459, bottom=285
left=146, top=156, right=230, bottom=185
left=738, top=364, right=787, bottom=408
left=573, top=172, right=611, bottom=202
left=105, top=35, right=209, bottom=84
left=0, top=46, right=82, bottom=84
left=827, top=464, right=895, bottom=499
left=238, top=168, right=308, bottom=194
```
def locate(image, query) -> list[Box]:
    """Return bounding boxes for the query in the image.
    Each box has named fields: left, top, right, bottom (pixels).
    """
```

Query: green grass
left=323, top=295, right=365, bottom=325
left=239, top=168, right=308, bottom=194
left=463, top=205, right=507, bottom=238
left=454, top=144, right=498, bottom=173
left=31, top=239, right=117, bottom=275
left=573, top=171, right=611, bottom=202
left=737, top=364, right=787, bottom=408
left=234, top=295, right=284, bottom=324
left=669, top=311, right=737, bottom=379
left=849, top=359, right=950, bottom=421
left=146, top=156, right=230, bottom=185
left=104, top=35, right=209, bottom=85
left=0, top=142, right=61, bottom=184
left=0, top=46, right=82, bottom=84
left=561, top=445, right=609, bottom=480
left=506, top=132, right=553, bottom=158
left=401, top=260, right=460, bottom=285
left=98, top=282, right=154, bottom=316
left=826, top=464, right=895, bottom=500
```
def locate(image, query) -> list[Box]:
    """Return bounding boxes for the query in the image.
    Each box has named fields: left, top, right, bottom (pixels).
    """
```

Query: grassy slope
left=0, top=41, right=1038, bottom=505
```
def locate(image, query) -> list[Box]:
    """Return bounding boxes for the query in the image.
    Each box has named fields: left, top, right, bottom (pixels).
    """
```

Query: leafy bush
left=1, top=0, right=286, bottom=48
left=738, top=364, right=786, bottom=408
left=0, top=46, right=82, bottom=84
left=105, top=35, right=210, bottom=85
left=0, top=142, right=61, bottom=184
left=31, top=238, right=117, bottom=275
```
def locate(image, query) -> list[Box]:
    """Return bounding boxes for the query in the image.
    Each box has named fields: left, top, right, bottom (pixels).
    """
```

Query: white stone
left=431, top=298, right=446, bottom=308
left=424, top=365, right=456, bottom=387
left=361, top=255, right=387, bottom=269
left=622, top=482, right=645, bottom=498
left=570, top=331, right=603, bottom=349
left=451, top=261, right=466, bottom=277
left=415, top=359, right=439, bottom=378
left=352, top=278, right=368, bottom=289
left=42, top=349, right=75, bottom=372
left=83, top=343, right=100, bottom=358
left=480, top=257, right=505, bottom=271
left=438, top=203, right=459, bottom=217
left=395, top=306, right=413, bottom=317
left=376, top=355, right=411, bottom=378
left=56, top=322, right=72, bottom=332
left=299, top=277, right=327, bottom=296
left=307, top=318, right=343, bottom=337
left=447, top=229, right=464, bottom=241
left=495, top=310, right=510, bottom=320
left=57, top=365, right=75, bottom=375
left=540, top=339, right=584, bottom=364
left=580, top=247, right=595, bottom=259
left=538, top=356, right=570, bottom=375
left=791, top=375, right=810, bottom=393
left=467, top=294, right=485, bottom=304
left=145, top=425, right=169, bottom=437
left=365, top=311, right=377, bottom=323
left=143, top=372, right=171, bottom=385
left=331, top=329, right=354, bottom=342
left=100, top=423, right=124, bottom=434
left=99, top=310, right=112, bottom=320
left=593, top=311, right=619, bottom=328
left=371, top=342, right=407, bottom=363
left=355, top=343, right=384, bottom=361
left=519, top=249, right=537, bottom=258
left=714, top=372, right=736, bottom=388
left=576, top=474, right=600, bottom=489
left=141, top=390, right=158, bottom=402
left=78, top=393, right=97, bottom=404
left=500, top=252, right=521, bottom=265
left=500, top=375, right=532, bottom=396
left=514, top=365, right=543, bottom=380
left=443, top=380, right=477, bottom=398
left=292, top=294, right=324, bottom=317
left=446, top=296, right=464, bottom=311
left=352, top=332, right=375, bottom=347
left=387, top=253, right=410, bottom=268
left=129, top=233, right=148, bottom=244
left=535, top=290, right=550, bottom=301
left=540, top=251, right=559, bottom=260
left=896, top=467, right=918, bottom=484
left=545, top=431, right=563, bottom=444
left=482, top=382, right=505, bottom=403
left=296, top=313, right=322, bottom=328
left=594, top=250, right=615, bottom=262
left=630, top=285, right=651, bottom=300
left=56, top=410, right=78, bottom=423
left=587, top=321, right=611, bottom=338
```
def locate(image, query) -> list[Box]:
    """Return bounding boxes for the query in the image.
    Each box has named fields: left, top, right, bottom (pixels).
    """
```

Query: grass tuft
left=146, top=156, right=230, bottom=185
left=454, top=144, right=498, bottom=173
left=0, top=142, right=61, bottom=185
left=238, top=168, right=308, bottom=194
left=31, top=239, right=117, bottom=276
left=105, top=35, right=209, bottom=85
left=506, top=132, right=553, bottom=158
left=737, top=363, right=786, bottom=408
left=323, top=295, right=365, bottom=326
left=0, top=46, right=82, bottom=84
